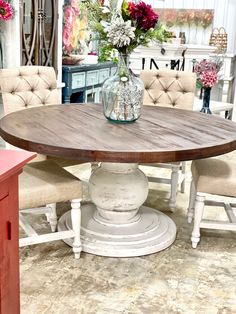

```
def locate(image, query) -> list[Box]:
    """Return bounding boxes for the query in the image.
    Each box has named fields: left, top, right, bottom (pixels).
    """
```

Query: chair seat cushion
left=191, top=158, right=236, bottom=197
left=19, top=160, right=82, bottom=209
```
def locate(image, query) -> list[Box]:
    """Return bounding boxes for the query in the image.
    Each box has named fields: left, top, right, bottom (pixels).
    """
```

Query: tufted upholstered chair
left=140, top=69, right=196, bottom=210
left=0, top=66, right=85, bottom=254
left=0, top=66, right=82, bottom=165
left=0, top=66, right=59, bottom=114
left=187, top=158, right=236, bottom=248
left=0, top=66, right=59, bottom=160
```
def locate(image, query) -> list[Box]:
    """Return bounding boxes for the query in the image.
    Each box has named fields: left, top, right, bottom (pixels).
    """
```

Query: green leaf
left=121, top=0, right=130, bottom=21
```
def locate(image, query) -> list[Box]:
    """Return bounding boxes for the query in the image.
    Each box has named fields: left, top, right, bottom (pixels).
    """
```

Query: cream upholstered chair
left=187, top=158, right=236, bottom=248
left=0, top=66, right=84, bottom=255
left=0, top=66, right=60, bottom=114
left=0, top=66, right=57, bottom=159
left=140, top=69, right=196, bottom=210
left=0, top=65, right=81, bottom=165
left=19, top=159, right=83, bottom=258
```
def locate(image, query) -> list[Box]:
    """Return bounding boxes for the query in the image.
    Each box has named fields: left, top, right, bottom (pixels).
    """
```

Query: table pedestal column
left=58, top=163, right=176, bottom=257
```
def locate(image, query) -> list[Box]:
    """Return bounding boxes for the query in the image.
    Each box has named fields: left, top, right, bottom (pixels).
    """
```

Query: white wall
left=147, top=0, right=236, bottom=53
left=0, top=0, right=21, bottom=68
left=1, top=0, right=236, bottom=70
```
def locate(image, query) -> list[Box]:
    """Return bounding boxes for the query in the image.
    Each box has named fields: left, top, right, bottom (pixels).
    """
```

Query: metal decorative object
left=20, top=0, right=58, bottom=69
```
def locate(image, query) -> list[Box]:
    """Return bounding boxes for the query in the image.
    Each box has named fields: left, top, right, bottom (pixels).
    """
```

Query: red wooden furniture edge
left=0, top=150, right=36, bottom=182
left=0, top=150, right=36, bottom=314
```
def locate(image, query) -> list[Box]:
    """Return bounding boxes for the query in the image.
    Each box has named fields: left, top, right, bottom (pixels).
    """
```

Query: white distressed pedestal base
left=58, top=162, right=176, bottom=257
left=58, top=204, right=176, bottom=257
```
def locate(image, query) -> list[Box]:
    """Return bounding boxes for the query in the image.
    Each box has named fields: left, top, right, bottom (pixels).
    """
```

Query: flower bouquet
left=83, top=0, right=167, bottom=59
left=83, top=0, right=166, bottom=122
left=194, top=58, right=223, bottom=113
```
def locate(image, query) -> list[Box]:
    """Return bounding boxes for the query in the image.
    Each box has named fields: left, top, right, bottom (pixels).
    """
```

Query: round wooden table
left=1, top=103, right=236, bottom=257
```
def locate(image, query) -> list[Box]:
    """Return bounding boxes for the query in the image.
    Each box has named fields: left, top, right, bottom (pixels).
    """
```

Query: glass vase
left=102, top=53, right=144, bottom=123
left=200, top=87, right=212, bottom=114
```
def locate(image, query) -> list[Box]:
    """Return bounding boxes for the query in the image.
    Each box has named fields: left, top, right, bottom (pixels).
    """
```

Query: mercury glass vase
left=200, top=87, right=212, bottom=114
left=102, top=53, right=144, bottom=123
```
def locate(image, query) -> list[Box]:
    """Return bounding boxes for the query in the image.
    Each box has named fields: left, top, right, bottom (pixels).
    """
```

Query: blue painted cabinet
left=62, top=62, right=116, bottom=103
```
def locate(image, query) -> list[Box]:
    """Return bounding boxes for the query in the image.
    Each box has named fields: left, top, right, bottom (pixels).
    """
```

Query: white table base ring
left=58, top=162, right=176, bottom=257
left=58, top=205, right=176, bottom=257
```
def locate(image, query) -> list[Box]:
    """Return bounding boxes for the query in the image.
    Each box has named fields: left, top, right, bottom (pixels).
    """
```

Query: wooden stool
left=187, top=158, right=236, bottom=248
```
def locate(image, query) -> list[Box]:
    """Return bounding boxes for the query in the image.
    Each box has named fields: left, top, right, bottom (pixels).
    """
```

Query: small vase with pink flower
left=194, top=58, right=223, bottom=114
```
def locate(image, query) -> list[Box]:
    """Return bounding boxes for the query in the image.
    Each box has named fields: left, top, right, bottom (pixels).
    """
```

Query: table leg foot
left=58, top=204, right=176, bottom=257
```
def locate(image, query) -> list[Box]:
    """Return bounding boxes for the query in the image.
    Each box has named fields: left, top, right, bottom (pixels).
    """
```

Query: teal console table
left=62, top=62, right=116, bottom=103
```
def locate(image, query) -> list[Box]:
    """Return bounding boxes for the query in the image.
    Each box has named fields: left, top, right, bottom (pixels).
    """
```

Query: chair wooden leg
left=169, top=166, right=179, bottom=211
left=187, top=180, right=196, bottom=224
left=71, top=198, right=82, bottom=259
left=180, top=162, right=186, bottom=193
left=46, top=203, right=57, bottom=232
left=191, top=193, right=205, bottom=248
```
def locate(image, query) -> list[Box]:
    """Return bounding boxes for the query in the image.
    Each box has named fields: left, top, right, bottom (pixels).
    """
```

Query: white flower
left=103, top=0, right=110, bottom=6
left=101, top=6, right=110, bottom=14
left=120, top=76, right=128, bottom=82
left=101, top=20, right=110, bottom=31
left=107, top=17, right=135, bottom=48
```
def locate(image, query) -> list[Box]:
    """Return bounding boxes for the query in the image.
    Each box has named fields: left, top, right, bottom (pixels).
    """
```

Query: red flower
left=128, top=1, right=158, bottom=31
left=0, top=0, right=13, bottom=21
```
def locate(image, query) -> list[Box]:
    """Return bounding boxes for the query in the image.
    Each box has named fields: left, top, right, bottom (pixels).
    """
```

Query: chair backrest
left=0, top=66, right=60, bottom=115
left=140, top=69, right=196, bottom=110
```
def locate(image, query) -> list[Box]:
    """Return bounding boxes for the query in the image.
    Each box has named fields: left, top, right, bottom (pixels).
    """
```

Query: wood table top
left=1, top=103, right=236, bottom=163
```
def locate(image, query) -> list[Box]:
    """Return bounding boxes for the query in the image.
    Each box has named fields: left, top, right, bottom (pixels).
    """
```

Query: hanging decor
left=209, top=27, right=228, bottom=53
left=156, top=8, right=214, bottom=45
left=62, top=0, right=89, bottom=62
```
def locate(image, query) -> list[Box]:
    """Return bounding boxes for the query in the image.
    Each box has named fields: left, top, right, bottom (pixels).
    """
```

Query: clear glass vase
left=102, top=53, right=144, bottom=123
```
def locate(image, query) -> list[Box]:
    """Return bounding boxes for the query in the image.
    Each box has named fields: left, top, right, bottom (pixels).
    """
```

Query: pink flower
left=194, top=58, right=222, bottom=87
left=200, top=70, right=218, bottom=88
left=128, top=1, right=158, bottom=31
left=0, top=0, right=13, bottom=21
left=176, top=11, right=188, bottom=25
left=63, top=25, right=72, bottom=47
left=64, top=6, right=73, bottom=24
left=71, top=0, right=80, bottom=16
